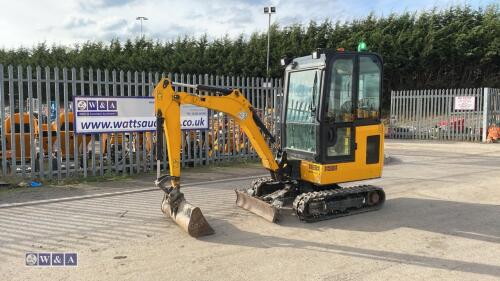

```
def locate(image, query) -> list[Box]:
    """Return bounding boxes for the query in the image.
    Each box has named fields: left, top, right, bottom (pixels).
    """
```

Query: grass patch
left=45, top=173, right=134, bottom=186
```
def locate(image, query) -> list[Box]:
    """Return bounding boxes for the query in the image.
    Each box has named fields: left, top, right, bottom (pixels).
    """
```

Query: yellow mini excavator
left=153, top=49, right=386, bottom=237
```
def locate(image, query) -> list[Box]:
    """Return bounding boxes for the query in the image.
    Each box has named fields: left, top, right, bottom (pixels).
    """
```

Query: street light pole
left=136, top=16, right=148, bottom=38
left=263, top=6, right=276, bottom=77
left=266, top=12, right=271, bottom=76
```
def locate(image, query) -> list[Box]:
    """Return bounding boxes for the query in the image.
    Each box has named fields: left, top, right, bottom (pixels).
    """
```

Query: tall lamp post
left=136, top=16, right=148, bottom=38
left=263, top=6, right=276, bottom=77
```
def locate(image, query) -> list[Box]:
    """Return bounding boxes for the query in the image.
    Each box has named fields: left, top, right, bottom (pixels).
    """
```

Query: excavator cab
left=281, top=50, right=384, bottom=184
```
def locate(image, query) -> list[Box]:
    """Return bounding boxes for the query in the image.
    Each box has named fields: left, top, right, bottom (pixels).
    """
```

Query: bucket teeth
left=235, top=190, right=278, bottom=222
left=162, top=197, right=214, bottom=238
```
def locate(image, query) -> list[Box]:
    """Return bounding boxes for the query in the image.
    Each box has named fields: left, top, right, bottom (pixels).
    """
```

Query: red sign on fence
left=454, top=96, right=475, bottom=110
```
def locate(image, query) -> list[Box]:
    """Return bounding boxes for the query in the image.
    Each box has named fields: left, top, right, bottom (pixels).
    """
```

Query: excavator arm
left=154, top=78, right=279, bottom=180
left=153, top=78, right=281, bottom=237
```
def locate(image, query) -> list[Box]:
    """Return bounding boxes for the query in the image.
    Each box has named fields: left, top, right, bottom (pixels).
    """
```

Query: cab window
left=285, top=70, right=319, bottom=153
left=358, top=56, right=381, bottom=119
left=285, top=70, right=318, bottom=123
left=327, top=127, right=352, bottom=157
left=326, top=58, right=354, bottom=122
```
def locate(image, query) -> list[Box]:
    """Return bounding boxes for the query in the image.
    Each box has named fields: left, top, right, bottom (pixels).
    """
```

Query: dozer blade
left=161, top=198, right=214, bottom=238
left=235, top=190, right=278, bottom=223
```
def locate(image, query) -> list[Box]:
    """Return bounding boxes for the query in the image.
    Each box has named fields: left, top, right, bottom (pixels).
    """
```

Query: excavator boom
left=153, top=78, right=281, bottom=236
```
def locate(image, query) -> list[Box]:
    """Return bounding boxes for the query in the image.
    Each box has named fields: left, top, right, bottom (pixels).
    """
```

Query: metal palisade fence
left=389, top=88, right=500, bottom=142
left=0, top=64, right=282, bottom=180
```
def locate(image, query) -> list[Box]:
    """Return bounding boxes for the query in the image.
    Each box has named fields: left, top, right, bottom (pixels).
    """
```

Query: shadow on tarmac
left=203, top=197, right=500, bottom=277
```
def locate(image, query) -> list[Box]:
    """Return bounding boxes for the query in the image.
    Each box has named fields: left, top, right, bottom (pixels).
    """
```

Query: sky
left=0, top=0, right=496, bottom=49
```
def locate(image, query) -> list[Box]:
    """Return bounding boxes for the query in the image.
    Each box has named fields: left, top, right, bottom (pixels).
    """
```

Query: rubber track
left=293, top=185, right=385, bottom=222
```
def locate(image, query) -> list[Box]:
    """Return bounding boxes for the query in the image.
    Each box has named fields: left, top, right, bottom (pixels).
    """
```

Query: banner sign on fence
left=454, top=96, right=475, bottom=110
left=74, top=96, right=208, bottom=133
left=74, top=96, right=156, bottom=134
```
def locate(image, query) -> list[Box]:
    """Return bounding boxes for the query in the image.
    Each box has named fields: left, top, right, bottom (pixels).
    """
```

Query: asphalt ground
left=0, top=140, right=499, bottom=281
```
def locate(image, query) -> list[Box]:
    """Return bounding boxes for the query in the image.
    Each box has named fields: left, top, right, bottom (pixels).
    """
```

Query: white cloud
left=0, top=0, right=494, bottom=49
left=63, top=17, right=96, bottom=29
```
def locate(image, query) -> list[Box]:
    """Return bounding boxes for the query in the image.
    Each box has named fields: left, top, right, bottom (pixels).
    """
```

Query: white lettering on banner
left=74, top=96, right=208, bottom=134
left=454, top=96, right=475, bottom=110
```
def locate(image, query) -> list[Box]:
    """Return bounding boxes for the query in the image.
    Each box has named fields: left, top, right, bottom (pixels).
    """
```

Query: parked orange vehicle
left=3, top=113, right=39, bottom=160
left=99, top=132, right=153, bottom=161
left=208, top=108, right=273, bottom=156
left=51, top=112, right=91, bottom=158
left=487, top=124, right=499, bottom=143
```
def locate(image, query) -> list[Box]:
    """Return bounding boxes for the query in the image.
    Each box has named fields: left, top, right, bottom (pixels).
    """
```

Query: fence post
left=45, top=67, right=52, bottom=179
left=96, top=69, right=104, bottom=176
left=481, top=87, right=489, bottom=142
left=63, top=68, right=70, bottom=176
left=141, top=71, right=147, bottom=172
left=8, top=66, right=16, bottom=176
left=0, top=65, right=6, bottom=177
left=19, top=66, right=26, bottom=178
left=80, top=68, right=87, bottom=178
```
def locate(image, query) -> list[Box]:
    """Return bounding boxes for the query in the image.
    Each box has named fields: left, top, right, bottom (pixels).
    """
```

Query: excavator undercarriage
left=236, top=177, right=385, bottom=223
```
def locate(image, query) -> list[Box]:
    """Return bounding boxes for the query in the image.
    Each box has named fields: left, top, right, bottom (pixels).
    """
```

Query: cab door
left=282, top=68, right=321, bottom=162
left=319, top=54, right=357, bottom=164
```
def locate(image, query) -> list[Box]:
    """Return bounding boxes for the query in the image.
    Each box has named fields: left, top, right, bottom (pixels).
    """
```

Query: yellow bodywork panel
left=153, top=79, right=279, bottom=180
left=300, top=124, right=384, bottom=185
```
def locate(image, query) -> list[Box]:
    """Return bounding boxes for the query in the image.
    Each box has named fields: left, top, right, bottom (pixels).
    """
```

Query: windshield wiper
left=310, top=72, right=317, bottom=115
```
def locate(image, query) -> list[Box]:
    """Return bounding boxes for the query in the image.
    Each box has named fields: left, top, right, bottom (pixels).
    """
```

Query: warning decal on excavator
left=324, top=165, right=338, bottom=171
left=308, top=164, right=320, bottom=171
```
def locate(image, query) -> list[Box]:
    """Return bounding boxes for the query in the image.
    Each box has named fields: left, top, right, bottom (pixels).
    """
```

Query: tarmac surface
left=0, top=140, right=499, bottom=280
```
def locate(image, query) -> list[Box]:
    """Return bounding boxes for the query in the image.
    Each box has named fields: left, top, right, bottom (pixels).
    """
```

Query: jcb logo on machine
left=325, top=165, right=338, bottom=172
left=308, top=164, right=320, bottom=171
left=238, top=111, right=248, bottom=120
